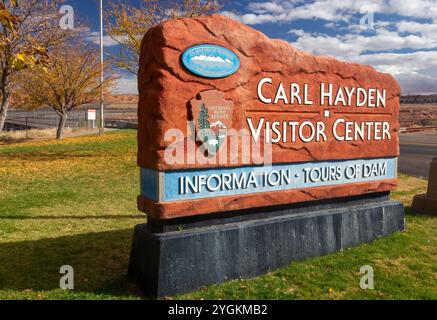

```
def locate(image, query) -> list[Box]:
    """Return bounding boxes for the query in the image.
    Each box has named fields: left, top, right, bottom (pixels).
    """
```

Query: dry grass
left=0, top=128, right=57, bottom=143
left=0, top=128, right=99, bottom=144
left=392, top=174, right=428, bottom=205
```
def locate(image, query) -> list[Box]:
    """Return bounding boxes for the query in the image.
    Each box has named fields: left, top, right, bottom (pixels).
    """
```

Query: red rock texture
left=137, top=14, right=401, bottom=219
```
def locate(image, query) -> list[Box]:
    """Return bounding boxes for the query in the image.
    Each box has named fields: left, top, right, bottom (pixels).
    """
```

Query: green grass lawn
left=0, top=130, right=435, bottom=300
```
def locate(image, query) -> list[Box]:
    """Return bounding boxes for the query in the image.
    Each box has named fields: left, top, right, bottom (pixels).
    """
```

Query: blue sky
left=69, top=0, right=437, bottom=95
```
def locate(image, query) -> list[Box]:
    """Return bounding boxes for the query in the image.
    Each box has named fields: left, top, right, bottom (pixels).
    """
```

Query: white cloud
left=225, top=1, right=437, bottom=95
left=324, top=22, right=337, bottom=29
left=291, top=28, right=437, bottom=95
left=113, top=75, right=138, bottom=94
left=293, top=28, right=437, bottom=57
left=86, top=31, right=125, bottom=47
left=225, top=1, right=378, bottom=25
left=228, top=0, right=437, bottom=25
left=352, top=51, right=437, bottom=95
left=288, top=29, right=306, bottom=36
left=248, top=2, right=286, bottom=14
left=396, top=21, right=437, bottom=36
left=81, top=27, right=126, bottom=47
left=221, top=11, right=242, bottom=22
left=386, top=0, right=437, bottom=20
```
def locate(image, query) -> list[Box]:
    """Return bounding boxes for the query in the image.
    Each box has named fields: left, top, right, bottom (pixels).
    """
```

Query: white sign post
left=87, top=109, right=97, bottom=129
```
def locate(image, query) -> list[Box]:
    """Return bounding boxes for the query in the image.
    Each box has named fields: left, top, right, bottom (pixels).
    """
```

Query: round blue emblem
left=181, top=44, right=240, bottom=78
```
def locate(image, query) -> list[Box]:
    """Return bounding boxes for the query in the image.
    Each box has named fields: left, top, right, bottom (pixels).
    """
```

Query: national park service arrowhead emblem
left=190, top=90, right=234, bottom=156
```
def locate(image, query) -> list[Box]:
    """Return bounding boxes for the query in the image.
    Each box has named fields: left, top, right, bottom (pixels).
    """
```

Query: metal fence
left=4, top=105, right=138, bottom=132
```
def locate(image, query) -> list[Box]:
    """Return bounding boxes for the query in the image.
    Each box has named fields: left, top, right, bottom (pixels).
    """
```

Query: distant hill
left=400, top=103, right=437, bottom=128
left=108, top=94, right=437, bottom=105
left=401, top=95, right=437, bottom=104
left=107, top=94, right=138, bottom=104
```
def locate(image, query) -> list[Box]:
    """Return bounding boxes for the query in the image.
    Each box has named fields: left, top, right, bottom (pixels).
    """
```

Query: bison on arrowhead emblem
left=190, top=90, right=234, bottom=156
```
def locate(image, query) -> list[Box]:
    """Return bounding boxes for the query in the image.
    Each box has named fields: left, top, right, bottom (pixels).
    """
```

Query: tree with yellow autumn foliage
left=16, top=41, right=114, bottom=140
left=106, top=0, right=221, bottom=74
left=0, top=0, right=67, bottom=132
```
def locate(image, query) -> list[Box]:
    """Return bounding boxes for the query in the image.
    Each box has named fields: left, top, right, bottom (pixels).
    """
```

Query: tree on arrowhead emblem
left=198, top=104, right=210, bottom=129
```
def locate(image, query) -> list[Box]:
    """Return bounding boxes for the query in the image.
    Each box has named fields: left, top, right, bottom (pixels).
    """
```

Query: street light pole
left=99, top=0, right=105, bottom=135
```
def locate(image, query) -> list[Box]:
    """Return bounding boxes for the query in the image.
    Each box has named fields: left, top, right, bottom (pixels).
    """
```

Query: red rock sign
left=137, top=14, right=400, bottom=220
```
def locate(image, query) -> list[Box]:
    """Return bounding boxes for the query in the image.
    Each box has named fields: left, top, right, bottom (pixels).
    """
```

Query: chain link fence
left=5, top=105, right=137, bottom=128
left=2, top=105, right=138, bottom=140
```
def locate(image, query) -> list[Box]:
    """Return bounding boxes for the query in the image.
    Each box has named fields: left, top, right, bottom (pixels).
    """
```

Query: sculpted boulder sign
left=137, top=14, right=401, bottom=220
left=130, top=13, right=405, bottom=298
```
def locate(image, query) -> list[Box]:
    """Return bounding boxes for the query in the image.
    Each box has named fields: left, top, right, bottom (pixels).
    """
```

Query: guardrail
left=105, top=120, right=138, bottom=129
left=400, top=126, right=437, bottom=133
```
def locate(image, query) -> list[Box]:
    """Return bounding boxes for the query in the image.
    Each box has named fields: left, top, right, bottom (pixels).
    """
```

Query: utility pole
left=99, top=0, right=105, bottom=135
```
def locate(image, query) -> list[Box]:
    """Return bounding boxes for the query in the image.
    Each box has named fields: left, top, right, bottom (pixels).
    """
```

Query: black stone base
left=128, top=194, right=405, bottom=298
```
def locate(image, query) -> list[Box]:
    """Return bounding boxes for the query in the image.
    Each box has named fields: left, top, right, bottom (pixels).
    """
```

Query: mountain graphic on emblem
left=182, top=44, right=240, bottom=78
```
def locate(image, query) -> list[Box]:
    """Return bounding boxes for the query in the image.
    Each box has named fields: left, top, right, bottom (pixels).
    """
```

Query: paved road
left=399, top=133, right=437, bottom=179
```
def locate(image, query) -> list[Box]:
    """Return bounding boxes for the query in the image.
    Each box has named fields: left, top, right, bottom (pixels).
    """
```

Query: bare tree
left=106, top=0, right=221, bottom=75
left=16, top=42, right=114, bottom=140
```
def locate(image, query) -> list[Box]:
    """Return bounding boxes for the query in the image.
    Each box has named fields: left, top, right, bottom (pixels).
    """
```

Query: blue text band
left=141, top=157, right=398, bottom=202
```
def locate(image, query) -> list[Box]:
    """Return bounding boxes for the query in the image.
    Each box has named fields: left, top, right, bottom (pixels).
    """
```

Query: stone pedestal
left=412, top=158, right=437, bottom=216
left=128, top=193, right=405, bottom=298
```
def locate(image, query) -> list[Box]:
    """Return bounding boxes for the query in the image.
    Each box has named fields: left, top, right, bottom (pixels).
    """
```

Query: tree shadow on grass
left=0, top=153, right=119, bottom=161
left=0, top=229, right=144, bottom=299
left=1, top=207, right=430, bottom=299
left=0, top=215, right=145, bottom=220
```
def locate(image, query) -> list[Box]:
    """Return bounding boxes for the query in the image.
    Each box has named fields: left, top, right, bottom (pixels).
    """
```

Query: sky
left=69, top=0, right=437, bottom=95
